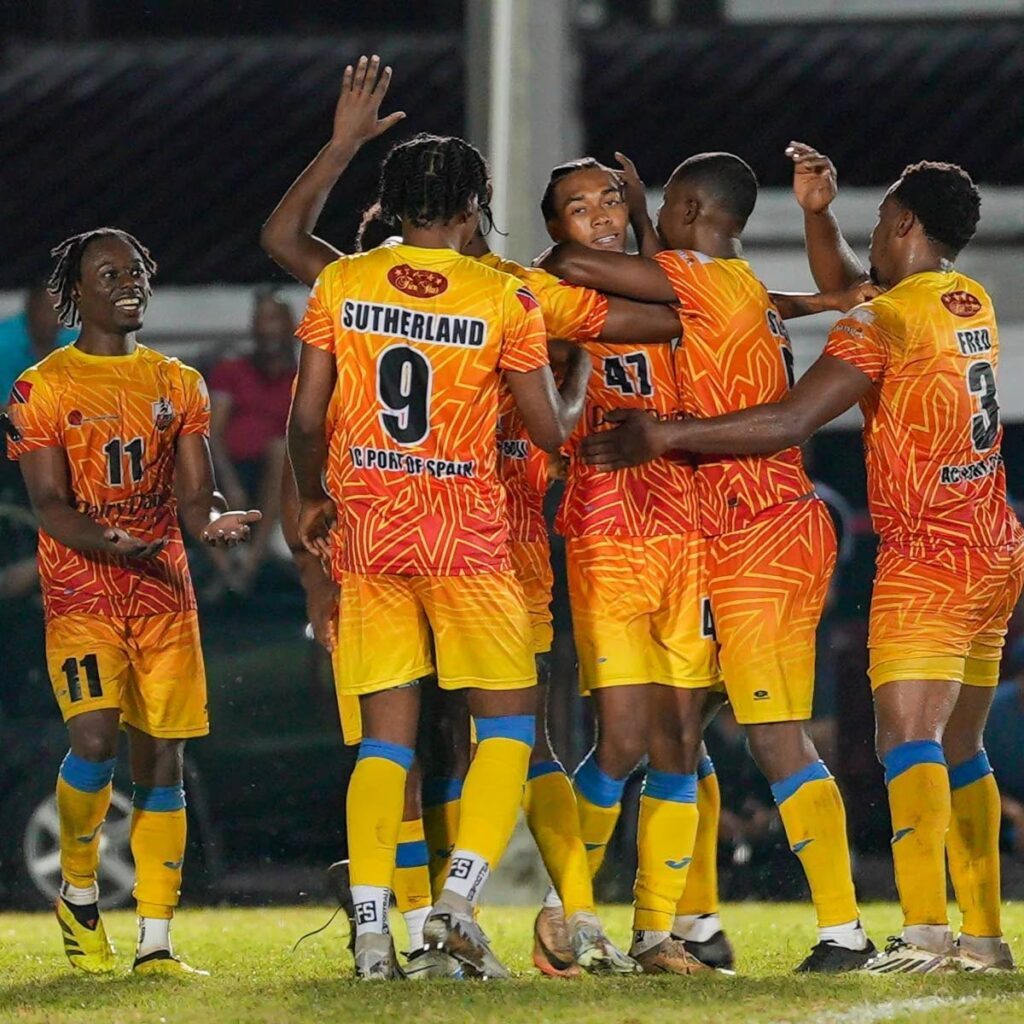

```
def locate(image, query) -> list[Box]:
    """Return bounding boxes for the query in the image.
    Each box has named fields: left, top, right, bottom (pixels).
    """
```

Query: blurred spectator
left=205, top=288, right=296, bottom=597
left=984, top=639, right=1024, bottom=860
left=0, top=285, right=77, bottom=407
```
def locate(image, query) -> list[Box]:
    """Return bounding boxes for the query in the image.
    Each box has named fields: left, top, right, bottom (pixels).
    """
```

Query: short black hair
left=890, top=161, right=980, bottom=256
left=540, top=158, right=620, bottom=221
left=48, top=228, right=156, bottom=327
left=670, top=152, right=758, bottom=226
left=377, top=133, right=493, bottom=231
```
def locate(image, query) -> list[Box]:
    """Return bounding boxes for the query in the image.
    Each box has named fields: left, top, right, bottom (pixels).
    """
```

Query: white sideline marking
left=808, top=996, right=983, bottom=1024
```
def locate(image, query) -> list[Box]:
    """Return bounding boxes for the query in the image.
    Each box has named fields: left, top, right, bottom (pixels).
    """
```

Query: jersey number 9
left=377, top=345, right=432, bottom=446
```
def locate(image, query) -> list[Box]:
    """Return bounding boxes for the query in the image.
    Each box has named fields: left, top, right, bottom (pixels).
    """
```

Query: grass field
left=2, top=903, right=1024, bottom=1023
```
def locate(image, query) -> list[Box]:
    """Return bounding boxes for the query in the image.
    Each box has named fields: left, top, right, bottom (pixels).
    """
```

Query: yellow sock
left=772, top=762, right=859, bottom=928
left=422, top=779, right=462, bottom=902
left=56, top=753, right=116, bottom=890
left=948, top=751, right=1002, bottom=937
left=677, top=757, right=720, bottom=918
left=573, top=749, right=626, bottom=877
left=633, top=771, right=699, bottom=933
left=346, top=740, right=413, bottom=889
left=524, top=761, right=594, bottom=917
left=393, top=817, right=432, bottom=914
left=131, top=785, right=187, bottom=919
left=882, top=742, right=950, bottom=928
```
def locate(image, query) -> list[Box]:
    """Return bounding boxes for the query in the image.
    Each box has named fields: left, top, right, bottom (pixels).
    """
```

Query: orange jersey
left=7, top=344, right=210, bottom=621
left=823, top=270, right=1021, bottom=548
left=655, top=249, right=813, bottom=536
left=297, top=243, right=548, bottom=576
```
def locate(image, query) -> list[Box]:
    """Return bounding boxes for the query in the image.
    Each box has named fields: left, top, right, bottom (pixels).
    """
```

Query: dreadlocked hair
left=48, top=228, right=157, bottom=327
left=376, top=133, right=494, bottom=232
left=540, top=158, right=619, bottom=222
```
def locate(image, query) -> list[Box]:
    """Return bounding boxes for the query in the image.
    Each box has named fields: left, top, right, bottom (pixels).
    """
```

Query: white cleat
left=354, top=932, right=405, bottom=980
left=863, top=934, right=958, bottom=975
left=567, top=911, right=640, bottom=975
left=403, top=946, right=466, bottom=980
left=957, top=934, right=1015, bottom=973
left=423, top=891, right=510, bottom=980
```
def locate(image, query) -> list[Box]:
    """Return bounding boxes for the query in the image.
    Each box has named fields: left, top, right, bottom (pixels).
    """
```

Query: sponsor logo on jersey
left=514, top=287, right=540, bottom=313
left=342, top=300, right=485, bottom=348
left=955, top=327, right=992, bottom=355
left=387, top=263, right=448, bottom=298
left=9, top=380, right=32, bottom=404
left=68, top=410, right=84, bottom=426
left=939, top=451, right=1001, bottom=485
left=498, top=439, right=529, bottom=459
left=941, top=290, right=983, bottom=318
left=349, top=445, right=475, bottom=480
left=152, top=397, right=175, bottom=430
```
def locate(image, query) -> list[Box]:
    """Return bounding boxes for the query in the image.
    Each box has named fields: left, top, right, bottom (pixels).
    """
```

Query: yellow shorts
left=567, top=532, right=720, bottom=693
left=869, top=538, right=1024, bottom=689
left=335, top=570, right=536, bottom=697
left=46, top=611, right=209, bottom=738
left=707, top=497, right=836, bottom=725
left=508, top=538, right=554, bottom=655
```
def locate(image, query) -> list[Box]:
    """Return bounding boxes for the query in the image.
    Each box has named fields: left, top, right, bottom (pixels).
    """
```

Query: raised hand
left=202, top=509, right=262, bottom=547
left=615, top=152, right=647, bottom=209
left=333, top=54, right=406, bottom=147
left=786, top=141, right=838, bottom=215
left=103, top=527, right=167, bottom=559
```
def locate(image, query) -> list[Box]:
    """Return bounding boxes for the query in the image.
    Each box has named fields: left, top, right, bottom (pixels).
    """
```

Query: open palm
left=333, top=54, right=406, bottom=146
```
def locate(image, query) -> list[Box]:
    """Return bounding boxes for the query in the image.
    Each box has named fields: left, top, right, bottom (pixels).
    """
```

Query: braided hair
left=48, top=228, right=157, bottom=327
left=376, top=133, right=494, bottom=232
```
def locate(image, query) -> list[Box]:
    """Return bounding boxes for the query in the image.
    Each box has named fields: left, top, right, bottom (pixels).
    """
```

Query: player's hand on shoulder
left=831, top=280, right=884, bottom=312
left=786, top=141, right=838, bottom=214
left=581, top=408, right=667, bottom=471
left=297, top=496, right=337, bottom=561
left=332, top=54, right=406, bottom=147
left=202, top=509, right=262, bottom=547
left=103, top=528, right=167, bottom=559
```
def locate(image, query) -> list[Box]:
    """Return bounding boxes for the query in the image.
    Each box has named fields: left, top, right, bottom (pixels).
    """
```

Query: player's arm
left=771, top=281, right=881, bottom=320
left=260, top=54, right=406, bottom=287
left=540, top=244, right=677, bottom=303
left=786, top=141, right=869, bottom=291
left=18, top=447, right=167, bottom=558
left=599, top=297, right=681, bottom=343
left=582, top=353, right=873, bottom=469
left=615, top=152, right=662, bottom=259
left=505, top=356, right=590, bottom=454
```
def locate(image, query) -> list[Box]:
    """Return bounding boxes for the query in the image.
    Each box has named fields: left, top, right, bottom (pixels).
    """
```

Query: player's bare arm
left=506, top=356, right=590, bottom=454
left=772, top=280, right=881, bottom=320
left=260, top=54, right=406, bottom=287
left=541, top=243, right=678, bottom=303
left=787, top=141, right=869, bottom=291
left=287, top=343, right=337, bottom=558
left=582, top=353, right=873, bottom=469
left=175, top=432, right=261, bottom=546
left=19, top=446, right=167, bottom=558
left=614, top=152, right=661, bottom=258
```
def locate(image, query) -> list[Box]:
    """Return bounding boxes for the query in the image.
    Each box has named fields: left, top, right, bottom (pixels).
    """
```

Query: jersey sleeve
left=180, top=365, right=212, bottom=437
left=652, top=249, right=713, bottom=310
left=295, top=265, right=338, bottom=354
left=6, top=370, right=60, bottom=460
left=823, top=304, right=889, bottom=383
left=519, top=267, right=608, bottom=340
left=498, top=284, right=551, bottom=373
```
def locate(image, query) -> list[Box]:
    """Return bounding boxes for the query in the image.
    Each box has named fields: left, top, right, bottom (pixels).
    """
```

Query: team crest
left=387, top=264, right=449, bottom=298
left=152, top=397, right=175, bottom=430
left=9, top=380, right=32, bottom=404
left=941, top=290, right=982, bottom=318
left=67, top=410, right=84, bottom=426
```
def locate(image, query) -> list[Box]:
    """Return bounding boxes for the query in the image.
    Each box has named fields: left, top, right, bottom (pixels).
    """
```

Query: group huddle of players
left=5, top=54, right=1022, bottom=982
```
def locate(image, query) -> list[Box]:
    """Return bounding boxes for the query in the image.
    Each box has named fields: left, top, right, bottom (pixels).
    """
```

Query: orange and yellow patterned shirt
left=7, top=344, right=209, bottom=621
left=297, top=243, right=549, bottom=576
left=824, top=270, right=1021, bottom=549
left=655, top=249, right=813, bottom=537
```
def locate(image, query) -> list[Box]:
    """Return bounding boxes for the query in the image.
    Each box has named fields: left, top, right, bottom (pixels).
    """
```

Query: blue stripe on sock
left=697, top=756, right=716, bottom=781
left=882, top=740, right=945, bottom=786
left=132, top=784, right=185, bottom=812
left=422, top=777, right=463, bottom=807
left=527, top=759, right=564, bottom=781
left=771, top=760, right=831, bottom=806
left=642, top=769, right=698, bottom=804
left=358, top=738, right=415, bottom=771
left=474, top=714, right=536, bottom=746
left=59, top=752, right=116, bottom=793
left=573, top=750, right=626, bottom=809
left=395, top=840, right=430, bottom=869
left=950, top=749, right=993, bottom=791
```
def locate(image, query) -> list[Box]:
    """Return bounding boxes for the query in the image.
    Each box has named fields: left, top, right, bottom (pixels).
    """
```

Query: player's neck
left=401, top=222, right=466, bottom=253
left=891, top=251, right=954, bottom=286
left=689, top=228, right=743, bottom=260
left=75, top=326, right=138, bottom=357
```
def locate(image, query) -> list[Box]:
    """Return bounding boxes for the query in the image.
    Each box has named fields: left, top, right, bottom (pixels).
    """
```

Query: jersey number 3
left=378, top=345, right=432, bottom=445
left=967, top=360, right=999, bottom=452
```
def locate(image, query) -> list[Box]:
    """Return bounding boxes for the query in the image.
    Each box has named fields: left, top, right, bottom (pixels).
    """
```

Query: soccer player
left=544, top=152, right=876, bottom=972
left=7, top=229, right=260, bottom=976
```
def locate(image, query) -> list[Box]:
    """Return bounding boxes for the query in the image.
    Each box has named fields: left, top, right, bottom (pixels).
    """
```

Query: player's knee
left=942, top=731, right=983, bottom=770
left=648, top=715, right=703, bottom=773
left=596, top=730, right=646, bottom=778
left=70, top=731, right=119, bottom=763
left=746, top=721, right=817, bottom=782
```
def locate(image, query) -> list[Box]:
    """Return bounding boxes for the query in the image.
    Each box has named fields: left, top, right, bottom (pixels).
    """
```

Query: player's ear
left=895, top=207, right=915, bottom=239
left=682, top=198, right=700, bottom=225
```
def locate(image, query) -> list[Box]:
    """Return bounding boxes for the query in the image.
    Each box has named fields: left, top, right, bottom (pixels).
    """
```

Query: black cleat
left=678, top=929, right=736, bottom=971
left=796, top=939, right=877, bottom=973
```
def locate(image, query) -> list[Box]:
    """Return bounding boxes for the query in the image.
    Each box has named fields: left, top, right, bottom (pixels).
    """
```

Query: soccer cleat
left=403, top=946, right=465, bottom=980
left=797, top=939, right=877, bottom=973
left=55, top=896, right=116, bottom=974
left=532, top=905, right=580, bottom=978
left=862, top=936, right=955, bottom=974
left=568, top=911, right=640, bottom=975
left=354, top=932, right=405, bottom=980
left=132, top=949, right=210, bottom=977
left=631, top=936, right=711, bottom=976
left=679, top=929, right=736, bottom=972
left=326, top=859, right=357, bottom=955
left=424, top=891, right=510, bottom=980
left=956, top=935, right=1016, bottom=973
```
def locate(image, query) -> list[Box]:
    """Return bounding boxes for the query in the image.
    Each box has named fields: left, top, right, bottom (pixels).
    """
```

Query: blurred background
left=1, top=0, right=1023, bottom=912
